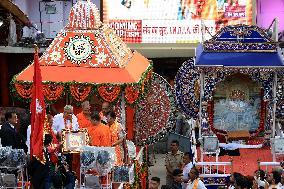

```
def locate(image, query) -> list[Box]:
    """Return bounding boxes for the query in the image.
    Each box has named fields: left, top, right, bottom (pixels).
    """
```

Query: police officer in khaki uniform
left=165, top=140, right=184, bottom=185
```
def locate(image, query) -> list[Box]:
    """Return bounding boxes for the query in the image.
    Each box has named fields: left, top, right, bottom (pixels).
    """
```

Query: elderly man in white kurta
left=52, top=105, right=79, bottom=136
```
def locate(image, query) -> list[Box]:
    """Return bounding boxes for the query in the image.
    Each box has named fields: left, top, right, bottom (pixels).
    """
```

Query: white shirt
left=186, top=179, right=207, bottom=189
left=183, top=162, right=193, bottom=188
left=183, top=162, right=193, bottom=181
left=52, top=113, right=79, bottom=135
left=26, top=125, right=31, bottom=154
left=277, top=183, right=284, bottom=189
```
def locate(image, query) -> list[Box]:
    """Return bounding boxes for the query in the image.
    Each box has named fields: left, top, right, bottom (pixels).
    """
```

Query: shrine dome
left=15, top=0, right=151, bottom=85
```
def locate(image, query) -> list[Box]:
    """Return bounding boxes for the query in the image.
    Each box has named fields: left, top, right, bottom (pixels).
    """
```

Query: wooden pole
left=0, top=54, right=9, bottom=106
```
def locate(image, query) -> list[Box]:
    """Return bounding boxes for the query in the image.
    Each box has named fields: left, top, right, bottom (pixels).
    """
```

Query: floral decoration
left=97, top=85, right=121, bottom=103
left=125, top=85, right=140, bottom=104
left=63, top=34, right=96, bottom=65
left=135, top=73, right=176, bottom=145
left=14, top=83, right=33, bottom=99
left=43, top=84, right=65, bottom=101
left=70, top=84, right=92, bottom=102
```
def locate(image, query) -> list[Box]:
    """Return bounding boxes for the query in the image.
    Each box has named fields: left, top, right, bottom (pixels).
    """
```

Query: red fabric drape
left=30, top=47, right=46, bottom=162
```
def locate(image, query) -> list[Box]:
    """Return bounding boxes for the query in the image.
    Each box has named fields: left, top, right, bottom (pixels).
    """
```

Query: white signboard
left=103, top=0, right=253, bottom=43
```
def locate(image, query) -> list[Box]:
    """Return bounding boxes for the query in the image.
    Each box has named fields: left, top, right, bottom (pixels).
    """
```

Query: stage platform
left=197, top=139, right=275, bottom=176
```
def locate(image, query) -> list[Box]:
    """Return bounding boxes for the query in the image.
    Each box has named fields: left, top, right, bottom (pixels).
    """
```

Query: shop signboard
left=103, top=0, right=252, bottom=43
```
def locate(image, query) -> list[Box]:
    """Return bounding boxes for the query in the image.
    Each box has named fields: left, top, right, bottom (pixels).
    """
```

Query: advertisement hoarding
left=103, top=0, right=252, bottom=43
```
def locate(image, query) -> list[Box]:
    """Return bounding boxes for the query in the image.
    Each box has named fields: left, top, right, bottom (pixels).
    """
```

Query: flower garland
left=11, top=63, right=153, bottom=105
left=140, top=146, right=148, bottom=189
left=14, top=83, right=33, bottom=99
left=64, top=116, right=73, bottom=130
left=70, top=84, right=92, bottom=102
left=43, top=84, right=65, bottom=101
left=97, top=85, right=121, bottom=103
left=125, top=85, right=140, bottom=104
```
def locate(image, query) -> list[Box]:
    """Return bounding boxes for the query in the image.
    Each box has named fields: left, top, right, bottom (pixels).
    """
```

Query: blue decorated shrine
left=175, top=24, right=284, bottom=188
left=175, top=24, right=284, bottom=140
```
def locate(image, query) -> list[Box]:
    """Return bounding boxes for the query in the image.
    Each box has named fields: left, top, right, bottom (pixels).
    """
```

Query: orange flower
left=97, top=85, right=121, bottom=102
left=125, top=85, right=140, bottom=104
left=70, top=84, right=92, bottom=102
left=43, top=84, right=65, bottom=101
left=15, top=83, right=33, bottom=99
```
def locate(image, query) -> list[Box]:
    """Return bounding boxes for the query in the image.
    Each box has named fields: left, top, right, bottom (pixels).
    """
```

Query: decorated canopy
left=196, top=25, right=284, bottom=67
left=12, top=1, right=152, bottom=105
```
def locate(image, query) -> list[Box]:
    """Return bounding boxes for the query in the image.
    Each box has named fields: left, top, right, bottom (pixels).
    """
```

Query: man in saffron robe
left=75, top=101, right=92, bottom=180
left=90, top=112, right=111, bottom=147
left=76, top=101, right=92, bottom=131
left=107, top=111, right=126, bottom=165
left=99, top=102, right=112, bottom=124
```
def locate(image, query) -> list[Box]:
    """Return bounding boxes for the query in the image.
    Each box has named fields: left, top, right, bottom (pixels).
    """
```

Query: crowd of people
left=0, top=101, right=126, bottom=188
left=1, top=102, right=284, bottom=189
left=148, top=140, right=284, bottom=189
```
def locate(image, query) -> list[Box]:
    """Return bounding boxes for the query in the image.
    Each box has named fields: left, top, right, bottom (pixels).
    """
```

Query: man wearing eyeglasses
left=52, top=105, right=79, bottom=136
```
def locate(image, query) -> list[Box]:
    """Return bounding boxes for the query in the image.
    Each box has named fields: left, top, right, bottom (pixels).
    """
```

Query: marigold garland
left=43, top=84, right=65, bottom=101
left=125, top=86, right=140, bottom=104
left=70, top=84, right=92, bottom=102
left=141, top=79, right=145, bottom=94
left=97, top=85, right=121, bottom=102
left=14, top=83, right=33, bottom=99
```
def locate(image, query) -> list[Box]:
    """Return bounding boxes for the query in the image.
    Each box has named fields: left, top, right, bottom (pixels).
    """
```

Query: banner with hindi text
left=103, top=0, right=253, bottom=43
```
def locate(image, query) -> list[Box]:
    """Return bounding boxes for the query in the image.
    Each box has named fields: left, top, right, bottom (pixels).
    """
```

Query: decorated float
left=175, top=24, right=284, bottom=186
left=10, top=1, right=175, bottom=188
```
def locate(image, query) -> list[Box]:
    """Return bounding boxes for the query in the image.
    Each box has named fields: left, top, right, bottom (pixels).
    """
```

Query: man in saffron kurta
left=90, top=112, right=111, bottom=147
left=107, top=111, right=126, bottom=165
left=76, top=101, right=92, bottom=131
left=75, top=101, right=92, bottom=180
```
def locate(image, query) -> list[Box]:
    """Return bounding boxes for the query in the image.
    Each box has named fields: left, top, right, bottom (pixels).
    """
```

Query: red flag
left=30, top=46, right=46, bottom=162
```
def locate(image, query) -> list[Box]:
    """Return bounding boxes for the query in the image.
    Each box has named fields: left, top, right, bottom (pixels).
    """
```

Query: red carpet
left=197, top=147, right=274, bottom=176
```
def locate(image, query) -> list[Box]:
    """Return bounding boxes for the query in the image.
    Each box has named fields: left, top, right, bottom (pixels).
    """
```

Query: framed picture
left=272, top=138, right=284, bottom=154
left=85, top=174, right=100, bottom=189
left=203, top=136, right=219, bottom=153
left=113, top=166, right=130, bottom=183
left=61, top=129, right=89, bottom=153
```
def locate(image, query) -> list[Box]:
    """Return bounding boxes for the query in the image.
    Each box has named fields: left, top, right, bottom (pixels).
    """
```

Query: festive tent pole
left=272, top=72, right=277, bottom=139
left=199, top=71, right=204, bottom=162
left=201, top=19, right=205, bottom=43
left=121, top=92, right=126, bottom=127
left=199, top=71, right=204, bottom=138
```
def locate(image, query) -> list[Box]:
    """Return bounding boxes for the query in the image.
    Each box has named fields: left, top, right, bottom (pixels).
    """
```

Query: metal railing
left=196, top=161, right=233, bottom=176
left=258, top=162, right=281, bottom=172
